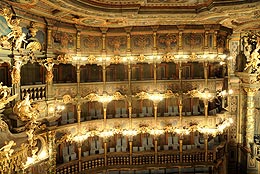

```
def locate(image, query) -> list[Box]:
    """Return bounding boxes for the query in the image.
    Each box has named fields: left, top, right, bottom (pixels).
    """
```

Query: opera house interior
left=0, top=0, right=260, bottom=173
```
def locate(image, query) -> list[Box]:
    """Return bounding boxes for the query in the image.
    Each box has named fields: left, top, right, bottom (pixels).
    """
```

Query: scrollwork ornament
left=0, top=140, right=16, bottom=159
left=189, top=53, right=198, bottom=61
left=111, top=55, right=121, bottom=64
left=13, top=93, right=39, bottom=121
left=162, top=53, right=174, bottom=62
left=136, top=54, right=146, bottom=62
left=57, top=54, right=72, bottom=64
left=56, top=133, right=72, bottom=145
left=87, top=55, right=96, bottom=64
left=112, top=91, right=125, bottom=100
left=63, top=94, right=72, bottom=104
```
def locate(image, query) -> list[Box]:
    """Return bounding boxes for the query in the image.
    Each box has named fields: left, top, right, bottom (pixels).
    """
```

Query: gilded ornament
left=11, top=61, right=22, bottom=85
left=13, top=93, right=39, bottom=121
left=57, top=54, right=72, bottom=64
left=87, top=55, right=96, bottom=64
left=62, top=94, right=72, bottom=104
left=112, top=92, right=125, bottom=100
left=189, top=53, right=197, bottom=61
left=0, top=140, right=16, bottom=159
left=0, top=7, right=29, bottom=51
left=136, top=54, right=146, bottom=62
left=44, top=60, right=54, bottom=83
left=159, top=34, right=177, bottom=51
left=111, top=55, right=121, bottom=64
left=162, top=53, right=174, bottom=62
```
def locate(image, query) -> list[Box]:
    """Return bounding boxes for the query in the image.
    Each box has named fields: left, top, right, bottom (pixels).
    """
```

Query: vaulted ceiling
left=2, top=0, right=260, bottom=31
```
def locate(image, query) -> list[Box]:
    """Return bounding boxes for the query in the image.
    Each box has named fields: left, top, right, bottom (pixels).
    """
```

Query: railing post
left=104, top=141, right=107, bottom=167
left=129, top=138, right=133, bottom=165
left=154, top=139, right=158, bottom=164
left=179, top=136, right=183, bottom=163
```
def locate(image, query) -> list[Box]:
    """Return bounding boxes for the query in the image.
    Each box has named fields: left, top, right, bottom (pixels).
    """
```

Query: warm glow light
left=228, top=89, right=233, bottom=95
left=198, top=127, right=217, bottom=136
left=38, top=150, right=48, bottom=159
left=174, top=128, right=190, bottom=135
left=70, top=118, right=233, bottom=142
left=26, top=157, right=35, bottom=164
left=149, top=129, right=164, bottom=136
left=198, top=117, right=233, bottom=136
left=148, top=93, right=164, bottom=103
left=98, top=94, right=113, bottom=104
left=48, top=106, right=55, bottom=113
left=73, top=133, right=90, bottom=142
left=122, top=129, right=138, bottom=137
left=99, top=130, right=114, bottom=138
left=49, top=104, right=65, bottom=113
left=199, top=88, right=214, bottom=100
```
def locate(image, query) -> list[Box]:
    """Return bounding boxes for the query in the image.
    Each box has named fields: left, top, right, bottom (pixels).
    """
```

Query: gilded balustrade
left=107, top=153, right=130, bottom=166
left=56, top=144, right=224, bottom=173
left=0, top=145, right=28, bottom=174
left=51, top=78, right=224, bottom=100
left=56, top=160, right=79, bottom=174
left=20, top=84, right=46, bottom=100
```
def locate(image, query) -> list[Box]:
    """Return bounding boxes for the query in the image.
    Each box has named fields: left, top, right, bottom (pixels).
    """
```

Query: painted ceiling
left=2, top=0, right=260, bottom=31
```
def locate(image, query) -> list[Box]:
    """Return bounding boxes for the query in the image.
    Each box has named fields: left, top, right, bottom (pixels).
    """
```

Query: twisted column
left=244, top=87, right=258, bottom=148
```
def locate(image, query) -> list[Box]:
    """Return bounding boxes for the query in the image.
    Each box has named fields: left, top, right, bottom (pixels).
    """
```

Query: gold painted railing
left=56, top=160, right=79, bottom=174
left=21, top=84, right=46, bottom=100
left=0, top=145, right=28, bottom=174
left=56, top=144, right=225, bottom=173
left=53, top=78, right=224, bottom=98
left=18, top=78, right=225, bottom=102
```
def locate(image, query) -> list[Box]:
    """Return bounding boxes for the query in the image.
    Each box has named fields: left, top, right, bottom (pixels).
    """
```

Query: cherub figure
left=14, top=33, right=27, bottom=50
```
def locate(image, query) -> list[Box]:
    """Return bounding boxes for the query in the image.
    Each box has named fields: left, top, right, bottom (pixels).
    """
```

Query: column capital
left=243, top=86, right=259, bottom=96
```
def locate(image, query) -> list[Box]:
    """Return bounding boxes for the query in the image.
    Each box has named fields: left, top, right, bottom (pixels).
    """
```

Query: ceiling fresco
left=2, top=0, right=260, bottom=31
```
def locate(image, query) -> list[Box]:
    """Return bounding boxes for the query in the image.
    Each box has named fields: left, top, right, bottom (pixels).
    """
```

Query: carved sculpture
left=243, top=33, right=260, bottom=75
left=244, top=46, right=260, bottom=74
left=13, top=93, right=39, bottom=121
left=0, top=7, right=25, bottom=50
left=0, top=140, right=16, bottom=159
left=11, top=60, right=22, bottom=85
left=44, top=59, right=54, bottom=83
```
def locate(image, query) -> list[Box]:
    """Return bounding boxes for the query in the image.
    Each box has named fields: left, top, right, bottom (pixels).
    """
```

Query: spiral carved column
left=244, top=87, right=258, bottom=148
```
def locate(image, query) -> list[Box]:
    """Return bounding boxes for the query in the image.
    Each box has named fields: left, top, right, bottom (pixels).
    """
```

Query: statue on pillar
left=11, top=60, right=22, bottom=85
left=44, top=58, right=54, bottom=83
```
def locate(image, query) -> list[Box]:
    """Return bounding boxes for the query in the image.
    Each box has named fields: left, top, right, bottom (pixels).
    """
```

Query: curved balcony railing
left=0, top=145, right=28, bottom=174
left=56, top=143, right=225, bottom=174
left=18, top=78, right=224, bottom=101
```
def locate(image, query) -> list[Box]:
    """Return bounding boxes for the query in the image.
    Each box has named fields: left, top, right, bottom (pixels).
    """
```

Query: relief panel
left=106, top=36, right=127, bottom=55
left=131, top=34, right=153, bottom=54
left=157, top=33, right=178, bottom=53
left=81, top=35, right=102, bottom=53
left=52, top=31, right=76, bottom=54
left=183, top=33, right=204, bottom=51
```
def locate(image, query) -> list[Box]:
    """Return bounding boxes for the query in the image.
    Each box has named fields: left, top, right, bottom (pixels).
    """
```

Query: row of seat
left=62, top=145, right=77, bottom=162
left=61, top=112, right=76, bottom=125
left=67, top=136, right=219, bottom=162
left=58, top=105, right=210, bottom=125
